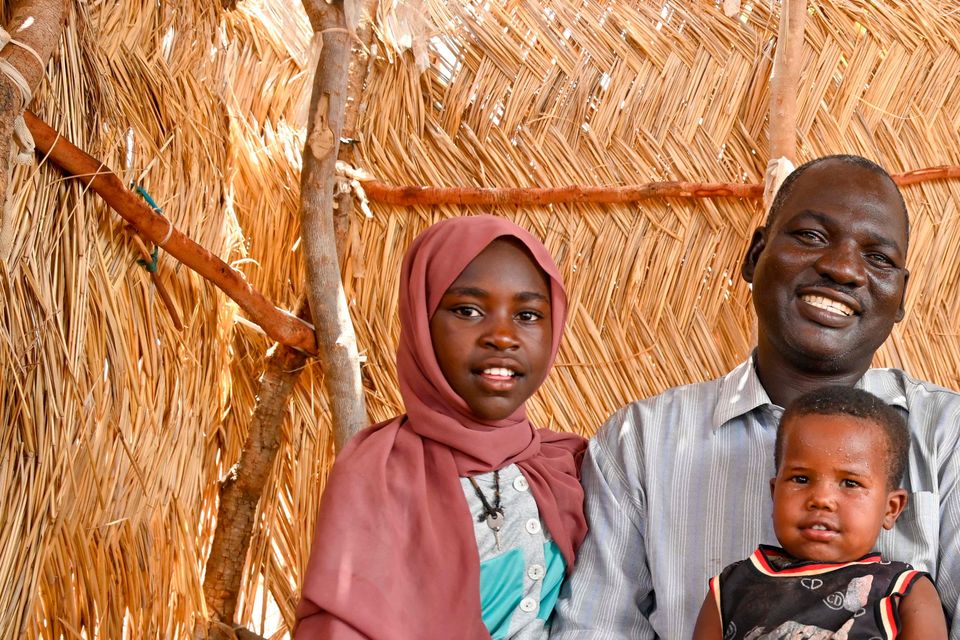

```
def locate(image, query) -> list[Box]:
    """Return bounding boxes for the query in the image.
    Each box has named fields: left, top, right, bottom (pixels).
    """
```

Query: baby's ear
left=769, top=477, right=776, bottom=500
left=882, top=489, right=908, bottom=530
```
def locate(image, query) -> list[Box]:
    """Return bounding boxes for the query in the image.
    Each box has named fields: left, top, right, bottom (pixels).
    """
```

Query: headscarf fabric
left=294, top=215, right=587, bottom=639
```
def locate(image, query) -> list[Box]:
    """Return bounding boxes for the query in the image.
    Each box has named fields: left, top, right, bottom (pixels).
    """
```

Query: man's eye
left=866, top=253, right=894, bottom=267
left=794, top=230, right=825, bottom=244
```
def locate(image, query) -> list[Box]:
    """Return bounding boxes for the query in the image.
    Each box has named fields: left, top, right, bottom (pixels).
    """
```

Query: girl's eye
left=516, top=310, right=543, bottom=323
left=452, top=305, right=482, bottom=318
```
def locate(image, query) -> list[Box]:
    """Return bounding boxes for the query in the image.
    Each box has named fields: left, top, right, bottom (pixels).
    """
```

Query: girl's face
left=430, top=238, right=553, bottom=421
left=771, top=413, right=906, bottom=562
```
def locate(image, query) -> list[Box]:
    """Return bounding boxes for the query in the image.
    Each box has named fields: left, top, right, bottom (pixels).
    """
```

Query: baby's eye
left=452, top=305, right=482, bottom=318
left=842, top=479, right=861, bottom=489
left=790, top=475, right=808, bottom=484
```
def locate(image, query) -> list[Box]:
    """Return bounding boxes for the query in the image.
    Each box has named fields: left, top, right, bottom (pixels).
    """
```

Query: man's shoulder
left=595, top=368, right=737, bottom=442
left=864, top=367, right=960, bottom=409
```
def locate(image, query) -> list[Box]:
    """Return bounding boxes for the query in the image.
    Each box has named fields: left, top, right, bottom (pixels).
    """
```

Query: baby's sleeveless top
left=710, top=545, right=927, bottom=639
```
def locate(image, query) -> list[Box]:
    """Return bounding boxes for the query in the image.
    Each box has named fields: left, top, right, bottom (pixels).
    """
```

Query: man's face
left=742, top=160, right=909, bottom=375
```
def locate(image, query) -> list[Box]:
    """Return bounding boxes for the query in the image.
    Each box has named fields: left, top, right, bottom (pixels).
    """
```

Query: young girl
left=692, top=386, right=946, bottom=639
left=294, top=215, right=587, bottom=639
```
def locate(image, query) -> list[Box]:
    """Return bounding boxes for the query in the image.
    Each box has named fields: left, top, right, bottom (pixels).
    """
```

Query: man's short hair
left=775, top=386, right=910, bottom=489
left=765, top=154, right=910, bottom=242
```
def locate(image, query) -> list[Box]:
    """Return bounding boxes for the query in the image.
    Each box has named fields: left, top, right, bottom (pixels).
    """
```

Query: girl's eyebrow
left=516, top=291, right=549, bottom=303
left=444, top=286, right=488, bottom=298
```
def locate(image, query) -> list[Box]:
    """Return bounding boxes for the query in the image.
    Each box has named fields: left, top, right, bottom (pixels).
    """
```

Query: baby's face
left=771, top=413, right=906, bottom=562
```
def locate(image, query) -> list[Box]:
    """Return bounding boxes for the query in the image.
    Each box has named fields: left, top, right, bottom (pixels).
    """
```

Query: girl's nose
left=483, top=317, right=519, bottom=350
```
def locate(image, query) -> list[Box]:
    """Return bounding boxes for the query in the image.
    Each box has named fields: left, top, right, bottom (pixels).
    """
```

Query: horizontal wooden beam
left=360, top=165, right=960, bottom=207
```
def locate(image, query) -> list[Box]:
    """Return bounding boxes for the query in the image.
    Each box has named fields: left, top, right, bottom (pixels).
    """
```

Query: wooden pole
left=23, top=111, right=318, bottom=354
left=0, top=0, right=68, bottom=259
left=299, top=0, right=368, bottom=453
left=360, top=179, right=764, bottom=206
left=764, top=0, right=806, bottom=208
left=202, top=308, right=309, bottom=637
left=767, top=0, right=806, bottom=164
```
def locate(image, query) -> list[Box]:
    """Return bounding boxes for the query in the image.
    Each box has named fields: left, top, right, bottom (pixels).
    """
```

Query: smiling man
left=551, top=155, right=960, bottom=639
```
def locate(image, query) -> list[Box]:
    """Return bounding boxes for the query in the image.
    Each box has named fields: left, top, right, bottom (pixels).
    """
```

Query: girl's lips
left=475, top=371, right=520, bottom=392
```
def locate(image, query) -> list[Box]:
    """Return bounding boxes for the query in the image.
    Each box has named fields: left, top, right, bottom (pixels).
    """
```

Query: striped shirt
left=550, top=356, right=960, bottom=639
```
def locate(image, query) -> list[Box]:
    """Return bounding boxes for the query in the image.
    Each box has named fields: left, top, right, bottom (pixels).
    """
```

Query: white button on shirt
left=525, top=519, right=541, bottom=535
left=513, top=475, right=529, bottom=492
left=519, top=597, right=538, bottom=613
left=528, top=564, right=545, bottom=580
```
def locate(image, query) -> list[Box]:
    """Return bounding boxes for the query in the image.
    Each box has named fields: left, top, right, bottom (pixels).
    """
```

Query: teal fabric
left=478, top=542, right=568, bottom=638
left=479, top=549, right=524, bottom=639
left=537, top=541, right=565, bottom=620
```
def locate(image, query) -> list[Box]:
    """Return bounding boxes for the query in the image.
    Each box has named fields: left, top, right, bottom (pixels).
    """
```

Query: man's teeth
left=801, top=295, right=854, bottom=317
left=483, top=367, right=517, bottom=377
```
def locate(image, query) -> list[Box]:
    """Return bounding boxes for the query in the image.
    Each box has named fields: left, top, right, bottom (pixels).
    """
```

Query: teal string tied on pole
left=131, top=183, right=166, bottom=273
left=137, top=245, right=160, bottom=273
left=133, top=183, right=163, bottom=214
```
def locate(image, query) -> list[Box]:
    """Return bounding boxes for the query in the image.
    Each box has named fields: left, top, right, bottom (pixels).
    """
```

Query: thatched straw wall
left=2, top=0, right=959, bottom=637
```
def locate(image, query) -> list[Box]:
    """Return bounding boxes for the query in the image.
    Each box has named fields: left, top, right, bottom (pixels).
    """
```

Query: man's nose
left=813, top=241, right=867, bottom=287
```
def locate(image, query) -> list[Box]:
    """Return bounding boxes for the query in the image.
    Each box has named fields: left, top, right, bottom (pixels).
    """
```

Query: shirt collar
left=712, top=353, right=910, bottom=431
left=857, top=368, right=908, bottom=411
left=712, top=353, right=774, bottom=431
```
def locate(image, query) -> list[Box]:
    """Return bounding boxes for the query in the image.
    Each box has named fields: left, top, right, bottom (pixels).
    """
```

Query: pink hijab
left=294, top=216, right=587, bottom=639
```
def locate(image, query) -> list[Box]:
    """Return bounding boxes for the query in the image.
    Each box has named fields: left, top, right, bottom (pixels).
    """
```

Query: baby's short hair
left=775, top=386, right=910, bottom=490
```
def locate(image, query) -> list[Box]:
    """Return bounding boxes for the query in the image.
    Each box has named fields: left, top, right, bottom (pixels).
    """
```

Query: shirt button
left=525, top=519, right=542, bottom=535
left=519, top=597, right=537, bottom=613
left=513, top=475, right=529, bottom=492
left=528, top=564, right=545, bottom=580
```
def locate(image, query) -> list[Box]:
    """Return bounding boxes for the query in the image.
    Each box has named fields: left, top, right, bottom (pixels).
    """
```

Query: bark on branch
left=299, top=0, right=368, bottom=452
left=203, top=321, right=309, bottom=632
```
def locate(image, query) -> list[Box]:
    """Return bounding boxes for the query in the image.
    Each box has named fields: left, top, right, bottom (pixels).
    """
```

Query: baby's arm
left=898, top=575, right=947, bottom=640
left=691, top=589, right=723, bottom=640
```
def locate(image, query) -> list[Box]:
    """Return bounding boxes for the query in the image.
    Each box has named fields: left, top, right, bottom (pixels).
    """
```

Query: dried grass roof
left=2, top=0, right=960, bottom=637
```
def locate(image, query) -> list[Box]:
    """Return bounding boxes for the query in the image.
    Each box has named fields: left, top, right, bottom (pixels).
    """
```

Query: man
left=551, top=155, right=960, bottom=639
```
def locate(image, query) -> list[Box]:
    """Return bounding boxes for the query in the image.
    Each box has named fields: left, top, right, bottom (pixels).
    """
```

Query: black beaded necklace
left=468, top=471, right=504, bottom=549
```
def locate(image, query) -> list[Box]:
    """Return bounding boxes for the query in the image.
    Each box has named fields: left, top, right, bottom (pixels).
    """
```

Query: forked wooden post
left=299, top=0, right=368, bottom=453
left=201, top=1, right=376, bottom=636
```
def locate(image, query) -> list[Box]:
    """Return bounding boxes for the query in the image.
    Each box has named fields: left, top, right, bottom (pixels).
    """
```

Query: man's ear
left=882, top=488, right=908, bottom=530
left=742, top=227, right=766, bottom=284
left=894, top=269, right=909, bottom=323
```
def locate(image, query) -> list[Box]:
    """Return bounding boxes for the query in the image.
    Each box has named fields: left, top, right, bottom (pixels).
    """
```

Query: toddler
left=692, top=386, right=946, bottom=639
